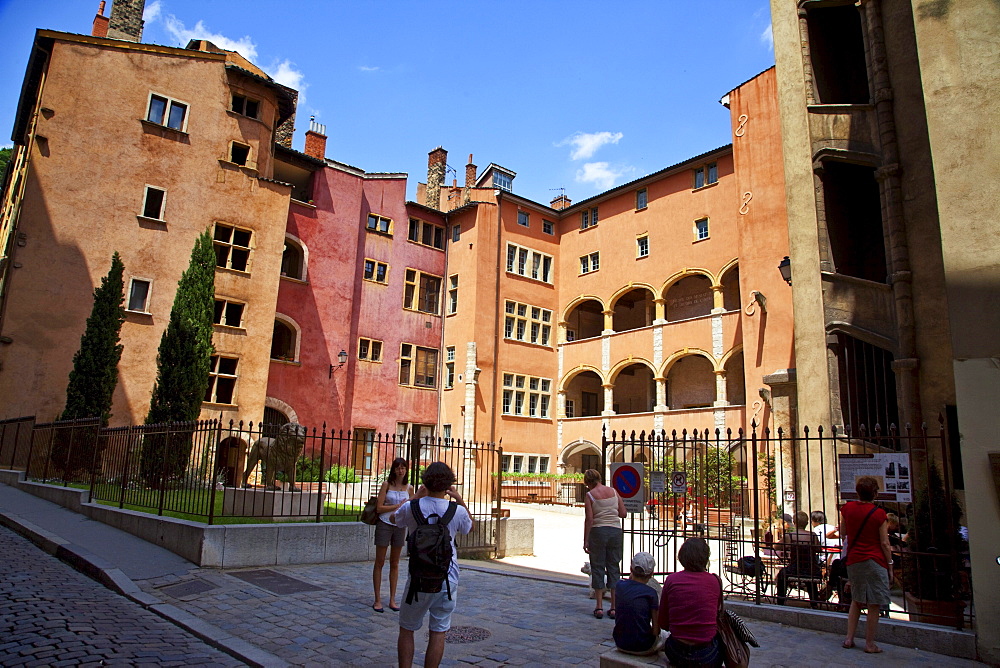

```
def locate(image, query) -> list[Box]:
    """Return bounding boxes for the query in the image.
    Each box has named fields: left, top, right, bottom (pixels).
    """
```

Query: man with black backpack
left=392, top=462, right=473, bottom=668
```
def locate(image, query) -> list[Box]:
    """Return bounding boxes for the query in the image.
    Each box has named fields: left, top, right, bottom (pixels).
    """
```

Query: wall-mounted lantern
left=778, top=256, right=792, bottom=286
left=328, top=349, right=348, bottom=377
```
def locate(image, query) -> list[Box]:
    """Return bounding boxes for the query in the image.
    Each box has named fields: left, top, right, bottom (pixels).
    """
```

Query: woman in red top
left=840, top=475, right=893, bottom=654
left=658, top=538, right=722, bottom=667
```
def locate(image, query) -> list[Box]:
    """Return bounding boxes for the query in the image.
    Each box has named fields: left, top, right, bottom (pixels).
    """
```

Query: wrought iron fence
left=0, top=417, right=503, bottom=551
left=604, top=419, right=972, bottom=630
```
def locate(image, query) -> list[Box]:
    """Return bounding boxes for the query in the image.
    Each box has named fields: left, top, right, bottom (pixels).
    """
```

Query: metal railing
left=605, top=419, right=972, bottom=629
left=0, top=417, right=503, bottom=553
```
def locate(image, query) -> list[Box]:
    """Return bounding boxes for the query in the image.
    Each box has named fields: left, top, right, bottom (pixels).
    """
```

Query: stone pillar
left=558, top=321, right=569, bottom=344
left=654, top=377, right=667, bottom=412
left=463, top=342, right=478, bottom=443
left=108, top=0, right=145, bottom=42
left=714, top=369, right=728, bottom=407
left=763, top=369, right=804, bottom=516
left=653, top=298, right=666, bottom=324
left=602, top=310, right=614, bottom=335
left=602, top=384, right=615, bottom=416
left=557, top=390, right=567, bottom=418
left=711, top=286, right=726, bottom=313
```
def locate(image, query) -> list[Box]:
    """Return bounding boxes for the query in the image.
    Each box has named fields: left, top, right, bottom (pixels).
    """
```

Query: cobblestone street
left=0, top=526, right=240, bottom=667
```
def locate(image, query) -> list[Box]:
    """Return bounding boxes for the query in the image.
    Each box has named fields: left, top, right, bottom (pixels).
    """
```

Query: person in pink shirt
left=657, top=538, right=723, bottom=667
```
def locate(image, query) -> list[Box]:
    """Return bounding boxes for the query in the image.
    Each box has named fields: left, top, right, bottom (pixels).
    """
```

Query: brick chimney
left=551, top=194, right=572, bottom=210
left=304, top=116, right=327, bottom=160
left=463, top=154, right=477, bottom=205
left=92, top=1, right=110, bottom=37
left=425, top=147, right=447, bottom=209
left=107, top=0, right=145, bottom=42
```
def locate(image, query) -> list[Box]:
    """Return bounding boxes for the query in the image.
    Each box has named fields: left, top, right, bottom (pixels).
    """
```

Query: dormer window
left=493, top=171, right=513, bottom=192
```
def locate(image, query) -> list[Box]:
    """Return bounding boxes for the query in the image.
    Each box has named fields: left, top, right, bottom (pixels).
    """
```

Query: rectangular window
left=229, top=142, right=251, bottom=167
left=636, top=188, right=648, bottom=210
left=127, top=278, right=151, bottom=313
left=695, top=218, right=709, bottom=241
left=147, top=93, right=187, bottom=131
left=366, top=213, right=392, bottom=235
left=452, top=225, right=461, bottom=242
left=213, top=223, right=253, bottom=272
left=204, top=355, right=238, bottom=404
left=448, top=275, right=458, bottom=314
left=502, top=455, right=511, bottom=472
left=403, top=269, right=442, bottom=314
left=694, top=162, right=718, bottom=188
left=637, top=235, right=649, bottom=258
left=141, top=186, right=165, bottom=220
left=517, top=210, right=530, bottom=227
left=503, top=300, right=552, bottom=346
left=580, top=251, right=600, bottom=274
left=358, top=337, right=383, bottom=362
left=444, top=349, right=455, bottom=390
left=501, top=373, right=552, bottom=418
left=512, top=455, right=523, bottom=473
left=505, top=243, right=553, bottom=283
left=230, top=93, right=259, bottom=119
left=399, top=343, right=438, bottom=388
left=408, top=218, right=445, bottom=250
left=543, top=220, right=554, bottom=235
left=538, top=456, right=549, bottom=474
left=528, top=456, right=538, bottom=473
left=581, top=207, right=599, bottom=229
left=442, top=424, right=452, bottom=446
left=363, top=258, right=389, bottom=284
left=213, top=298, right=244, bottom=327
left=565, top=399, right=576, bottom=418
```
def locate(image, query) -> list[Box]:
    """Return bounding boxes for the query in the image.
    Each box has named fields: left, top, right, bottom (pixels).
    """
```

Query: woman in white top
left=372, top=457, right=413, bottom=612
left=583, top=469, right=627, bottom=619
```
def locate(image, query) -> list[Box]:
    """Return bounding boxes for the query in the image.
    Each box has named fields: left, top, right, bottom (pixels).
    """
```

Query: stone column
left=714, top=369, right=728, bottom=407
left=711, top=286, right=726, bottom=313
left=653, top=298, right=667, bottom=324
left=602, top=384, right=615, bottom=416
left=602, top=310, right=614, bottom=335
left=654, top=377, right=667, bottom=412
left=763, top=369, right=801, bottom=516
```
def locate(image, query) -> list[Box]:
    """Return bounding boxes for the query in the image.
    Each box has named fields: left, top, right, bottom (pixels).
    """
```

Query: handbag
left=716, top=576, right=751, bottom=668
left=360, top=496, right=379, bottom=525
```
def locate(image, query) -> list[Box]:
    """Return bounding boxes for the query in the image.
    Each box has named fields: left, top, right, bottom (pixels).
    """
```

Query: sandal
left=607, top=609, right=616, bottom=620
left=593, top=608, right=604, bottom=619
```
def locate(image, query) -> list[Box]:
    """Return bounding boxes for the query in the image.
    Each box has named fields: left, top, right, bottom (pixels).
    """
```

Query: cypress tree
left=52, top=252, right=126, bottom=479
left=140, top=230, right=216, bottom=483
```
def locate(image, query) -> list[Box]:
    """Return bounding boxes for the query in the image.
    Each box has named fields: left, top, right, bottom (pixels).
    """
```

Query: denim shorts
left=398, top=578, right=458, bottom=633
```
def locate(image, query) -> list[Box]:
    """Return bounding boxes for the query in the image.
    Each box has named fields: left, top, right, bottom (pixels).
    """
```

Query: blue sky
left=0, top=0, right=775, bottom=205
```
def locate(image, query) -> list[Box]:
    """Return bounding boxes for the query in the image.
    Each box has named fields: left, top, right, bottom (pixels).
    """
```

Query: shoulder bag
left=360, top=496, right=379, bottom=525
left=715, top=575, right=754, bottom=668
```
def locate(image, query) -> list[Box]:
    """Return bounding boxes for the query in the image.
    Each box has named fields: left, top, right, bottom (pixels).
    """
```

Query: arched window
left=564, top=299, right=604, bottom=341
left=281, top=236, right=307, bottom=280
left=271, top=318, right=298, bottom=362
left=665, top=275, right=713, bottom=321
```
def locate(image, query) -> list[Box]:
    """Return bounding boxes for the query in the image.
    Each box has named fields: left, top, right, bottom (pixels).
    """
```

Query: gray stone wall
left=108, top=0, right=145, bottom=42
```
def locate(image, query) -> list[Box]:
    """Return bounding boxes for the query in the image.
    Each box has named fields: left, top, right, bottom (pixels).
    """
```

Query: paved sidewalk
left=0, top=480, right=984, bottom=667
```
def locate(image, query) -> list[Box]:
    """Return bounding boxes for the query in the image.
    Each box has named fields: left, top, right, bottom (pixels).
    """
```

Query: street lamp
left=329, top=349, right=348, bottom=377
left=778, top=256, right=792, bottom=286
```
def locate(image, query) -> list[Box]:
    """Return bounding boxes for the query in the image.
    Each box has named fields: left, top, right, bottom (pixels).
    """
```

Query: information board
left=838, top=452, right=912, bottom=502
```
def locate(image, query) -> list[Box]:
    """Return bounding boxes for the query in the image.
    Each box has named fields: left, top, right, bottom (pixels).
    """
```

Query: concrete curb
left=0, top=507, right=288, bottom=668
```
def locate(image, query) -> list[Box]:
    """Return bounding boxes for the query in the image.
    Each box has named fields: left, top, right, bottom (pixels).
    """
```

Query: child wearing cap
left=612, top=552, right=662, bottom=655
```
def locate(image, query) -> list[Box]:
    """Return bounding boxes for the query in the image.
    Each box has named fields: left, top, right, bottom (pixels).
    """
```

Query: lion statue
left=242, top=423, right=308, bottom=491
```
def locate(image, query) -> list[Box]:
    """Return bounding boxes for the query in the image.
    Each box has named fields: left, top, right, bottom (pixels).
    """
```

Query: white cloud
left=143, top=0, right=161, bottom=23
left=575, top=162, right=633, bottom=190
left=163, top=16, right=258, bottom=61
left=267, top=59, right=308, bottom=109
left=559, top=131, right=623, bottom=160
left=760, top=24, right=774, bottom=50
left=359, top=65, right=380, bottom=72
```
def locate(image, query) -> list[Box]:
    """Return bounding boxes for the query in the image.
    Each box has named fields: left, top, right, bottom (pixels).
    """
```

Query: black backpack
left=405, top=499, right=458, bottom=604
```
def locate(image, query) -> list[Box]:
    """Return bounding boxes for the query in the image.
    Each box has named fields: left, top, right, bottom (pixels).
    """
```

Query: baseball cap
left=631, top=552, right=655, bottom=576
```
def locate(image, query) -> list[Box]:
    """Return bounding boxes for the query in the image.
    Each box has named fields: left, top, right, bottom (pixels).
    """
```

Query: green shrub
left=324, top=464, right=359, bottom=483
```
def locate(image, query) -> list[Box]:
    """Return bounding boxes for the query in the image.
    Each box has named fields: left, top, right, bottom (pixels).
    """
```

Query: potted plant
left=902, top=463, right=964, bottom=626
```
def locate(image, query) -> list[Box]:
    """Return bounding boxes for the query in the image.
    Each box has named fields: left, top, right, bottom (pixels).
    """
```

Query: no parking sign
left=610, top=462, right=645, bottom=513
